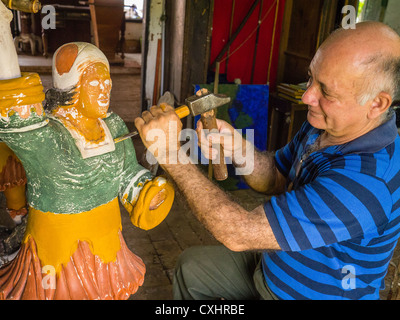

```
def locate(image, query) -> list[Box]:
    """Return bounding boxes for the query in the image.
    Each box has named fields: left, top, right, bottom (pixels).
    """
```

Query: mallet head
left=185, top=93, right=231, bottom=117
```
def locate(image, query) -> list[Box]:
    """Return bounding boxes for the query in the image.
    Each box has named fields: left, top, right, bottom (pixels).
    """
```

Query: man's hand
left=196, top=118, right=253, bottom=168
left=194, top=88, right=253, bottom=168
left=134, top=104, right=183, bottom=165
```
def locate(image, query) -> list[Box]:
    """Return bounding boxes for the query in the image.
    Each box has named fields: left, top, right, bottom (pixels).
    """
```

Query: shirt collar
left=333, top=114, right=398, bottom=155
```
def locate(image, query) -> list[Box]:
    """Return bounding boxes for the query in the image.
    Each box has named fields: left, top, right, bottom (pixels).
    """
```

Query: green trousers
left=172, top=245, right=278, bottom=300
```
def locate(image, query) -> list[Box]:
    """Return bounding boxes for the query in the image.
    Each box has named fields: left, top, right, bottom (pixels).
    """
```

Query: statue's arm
left=0, top=1, right=47, bottom=133
left=116, top=125, right=175, bottom=231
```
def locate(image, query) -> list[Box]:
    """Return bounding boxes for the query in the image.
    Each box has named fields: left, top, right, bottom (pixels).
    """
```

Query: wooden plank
left=89, top=0, right=124, bottom=59
left=152, top=39, right=162, bottom=105
left=180, top=0, right=214, bottom=102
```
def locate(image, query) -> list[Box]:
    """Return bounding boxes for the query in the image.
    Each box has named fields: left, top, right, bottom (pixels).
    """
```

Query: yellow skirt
left=0, top=198, right=145, bottom=300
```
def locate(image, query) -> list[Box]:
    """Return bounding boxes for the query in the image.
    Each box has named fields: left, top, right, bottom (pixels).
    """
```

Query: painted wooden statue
left=0, top=2, right=174, bottom=299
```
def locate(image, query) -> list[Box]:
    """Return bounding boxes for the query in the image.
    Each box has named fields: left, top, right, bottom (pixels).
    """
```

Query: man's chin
left=307, top=112, right=325, bottom=129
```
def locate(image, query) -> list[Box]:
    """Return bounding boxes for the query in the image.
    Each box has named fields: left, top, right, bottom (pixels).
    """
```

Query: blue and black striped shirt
left=263, top=115, right=400, bottom=299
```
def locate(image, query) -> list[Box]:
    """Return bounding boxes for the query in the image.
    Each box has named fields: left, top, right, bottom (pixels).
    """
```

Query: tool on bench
left=114, top=92, right=231, bottom=181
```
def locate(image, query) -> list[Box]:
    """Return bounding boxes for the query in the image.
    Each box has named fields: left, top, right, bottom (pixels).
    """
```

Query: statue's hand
left=0, top=73, right=45, bottom=120
left=149, top=189, right=167, bottom=210
left=129, top=176, right=175, bottom=230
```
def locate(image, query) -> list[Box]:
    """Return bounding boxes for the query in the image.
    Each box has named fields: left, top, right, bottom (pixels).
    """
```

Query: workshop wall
left=383, top=0, right=400, bottom=34
left=210, top=0, right=286, bottom=89
left=361, top=0, right=400, bottom=34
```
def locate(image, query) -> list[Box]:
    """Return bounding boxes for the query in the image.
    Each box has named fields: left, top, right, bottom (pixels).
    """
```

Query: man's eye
left=307, top=77, right=313, bottom=87
left=321, top=87, right=330, bottom=98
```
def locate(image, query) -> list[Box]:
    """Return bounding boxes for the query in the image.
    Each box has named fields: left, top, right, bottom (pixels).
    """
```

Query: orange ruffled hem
left=0, top=231, right=145, bottom=300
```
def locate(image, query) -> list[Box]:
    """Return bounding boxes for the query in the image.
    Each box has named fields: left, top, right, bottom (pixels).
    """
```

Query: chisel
left=113, top=105, right=190, bottom=143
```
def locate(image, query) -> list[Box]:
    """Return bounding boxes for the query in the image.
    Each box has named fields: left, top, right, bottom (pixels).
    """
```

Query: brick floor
left=124, top=180, right=267, bottom=300
left=124, top=189, right=217, bottom=300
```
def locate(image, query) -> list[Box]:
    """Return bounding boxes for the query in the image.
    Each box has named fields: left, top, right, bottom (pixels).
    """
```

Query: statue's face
left=79, top=62, right=112, bottom=119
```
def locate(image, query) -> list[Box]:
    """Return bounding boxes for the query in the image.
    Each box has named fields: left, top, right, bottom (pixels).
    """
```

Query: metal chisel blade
left=113, top=131, right=139, bottom=143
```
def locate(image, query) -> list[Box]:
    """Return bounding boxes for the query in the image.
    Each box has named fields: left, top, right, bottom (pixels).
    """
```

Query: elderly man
left=135, top=21, right=400, bottom=300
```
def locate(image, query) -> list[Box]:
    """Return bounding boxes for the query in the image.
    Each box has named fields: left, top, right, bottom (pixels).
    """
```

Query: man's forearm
left=161, top=162, right=239, bottom=245
left=161, top=161, right=280, bottom=251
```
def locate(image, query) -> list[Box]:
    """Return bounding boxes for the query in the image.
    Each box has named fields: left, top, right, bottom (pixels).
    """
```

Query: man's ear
left=367, top=91, right=393, bottom=119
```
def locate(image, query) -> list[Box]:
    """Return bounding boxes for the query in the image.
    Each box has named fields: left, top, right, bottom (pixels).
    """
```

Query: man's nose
left=302, top=86, right=318, bottom=106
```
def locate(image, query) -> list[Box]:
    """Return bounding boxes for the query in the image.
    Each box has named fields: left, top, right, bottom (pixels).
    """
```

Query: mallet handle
left=201, top=109, right=228, bottom=181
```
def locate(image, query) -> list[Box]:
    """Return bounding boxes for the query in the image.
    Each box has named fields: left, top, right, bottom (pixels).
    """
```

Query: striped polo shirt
left=263, top=115, right=400, bottom=300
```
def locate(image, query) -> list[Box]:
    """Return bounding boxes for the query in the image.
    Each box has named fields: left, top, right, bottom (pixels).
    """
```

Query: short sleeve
left=264, top=168, right=392, bottom=252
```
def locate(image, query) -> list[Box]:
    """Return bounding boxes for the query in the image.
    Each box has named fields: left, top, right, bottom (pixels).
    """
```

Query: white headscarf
left=52, top=42, right=110, bottom=91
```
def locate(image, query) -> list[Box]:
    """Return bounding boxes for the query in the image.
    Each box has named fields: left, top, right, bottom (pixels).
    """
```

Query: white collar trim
left=49, top=114, right=115, bottom=159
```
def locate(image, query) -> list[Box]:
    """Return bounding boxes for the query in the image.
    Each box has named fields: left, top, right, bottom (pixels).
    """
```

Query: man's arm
left=134, top=105, right=281, bottom=252
left=162, top=162, right=281, bottom=252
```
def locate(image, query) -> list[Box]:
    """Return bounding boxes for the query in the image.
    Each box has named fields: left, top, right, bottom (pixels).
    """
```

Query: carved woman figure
left=0, top=38, right=174, bottom=299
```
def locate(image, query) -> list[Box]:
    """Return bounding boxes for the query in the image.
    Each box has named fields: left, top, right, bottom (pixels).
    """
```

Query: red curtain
left=210, top=0, right=285, bottom=90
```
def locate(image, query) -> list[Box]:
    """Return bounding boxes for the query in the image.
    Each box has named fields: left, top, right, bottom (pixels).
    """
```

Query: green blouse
left=0, top=110, right=152, bottom=214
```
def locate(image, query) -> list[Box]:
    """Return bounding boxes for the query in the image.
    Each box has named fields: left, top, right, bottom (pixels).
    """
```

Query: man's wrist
left=232, top=138, right=252, bottom=167
left=158, top=149, right=192, bottom=167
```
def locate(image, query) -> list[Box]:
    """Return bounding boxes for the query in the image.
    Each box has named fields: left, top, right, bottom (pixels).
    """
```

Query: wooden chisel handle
left=201, top=109, right=228, bottom=181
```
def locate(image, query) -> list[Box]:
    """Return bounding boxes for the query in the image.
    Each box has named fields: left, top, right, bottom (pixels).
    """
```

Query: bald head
left=320, top=21, right=400, bottom=105
left=324, top=21, right=400, bottom=48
